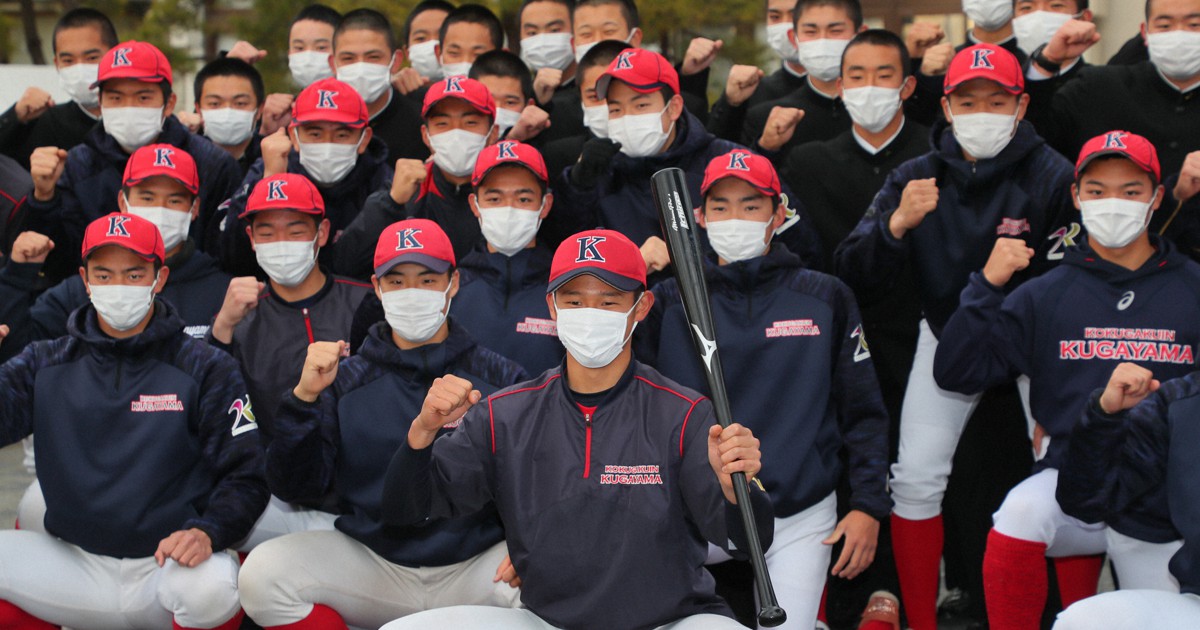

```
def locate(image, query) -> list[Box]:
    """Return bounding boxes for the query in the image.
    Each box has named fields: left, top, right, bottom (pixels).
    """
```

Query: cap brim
left=595, top=74, right=670, bottom=100
left=124, top=172, right=199, bottom=195
left=291, top=112, right=367, bottom=128
left=91, top=73, right=169, bottom=90
left=83, top=242, right=159, bottom=263
left=473, top=161, right=549, bottom=188
left=1077, top=150, right=1157, bottom=181
left=701, top=174, right=778, bottom=199
left=238, top=206, right=324, bottom=220
left=944, top=73, right=1022, bottom=95
left=375, top=252, right=453, bottom=277
left=547, top=268, right=644, bottom=294
left=421, top=95, right=494, bottom=119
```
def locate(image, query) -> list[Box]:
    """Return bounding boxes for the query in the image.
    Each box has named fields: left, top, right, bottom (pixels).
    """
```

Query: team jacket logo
left=265, top=179, right=289, bottom=201
left=996, top=218, right=1030, bottom=236
left=971, top=49, right=995, bottom=69
left=107, top=215, right=132, bottom=237
left=131, top=394, right=184, bottom=413
left=112, top=47, right=133, bottom=67
left=1117, top=291, right=1135, bottom=311
left=614, top=50, right=636, bottom=70
left=153, top=148, right=175, bottom=168
left=395, top=227, right=424, bottom=251
left=726, top=151, right=751, bottom=172
left=575, top=235, right=606, bottom=262
left=852, top=324, right=871, bottom=362
left=600, top=464, right=663, bottom=485
left=1059, top=328, right=1194, bottom=365
left=516, top=317, right=557, bottom=336
left=316, top=89, right=339, bottom=110
left=1046, top=222, right=1081, bottom=261
left=496, top=141, right=519, bottom=160
left=765, top=319, right=821, bottom=338
left=228, top=396, right=259, bottom=436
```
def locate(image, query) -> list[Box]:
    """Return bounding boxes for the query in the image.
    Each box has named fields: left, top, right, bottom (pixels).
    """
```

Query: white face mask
left=608, top=107, right=673, bottom=158
left=429, top=128, right=490, bottom=177
left=103, top=106, right=164, bottom=152
left=841, top=86, right=902, bottom=133
left=949, top=110, right=1018, bottom=160
left=521, top=32, right=575, bottom=71
left=582, top=103, right=609, bottom=138
left=1012, top=11, right=1075, bottom=56
left=58, top=63, right=99, bottom=109
left=479, top=201, right=544, bottom=256
left=963, top=0, right=1014, bottom=32
left=574, top=28, right=639, bottom=64
left=706, top=218, right=771, bottom=262
left=380, top=283, right=452, bottom=343
left=441, top=59, right=473, bottom=78
left=1147, top=30, right=1200, bottom=81
left=337, top=60, right=392, bottom=104
left=296, top=131, right=364, bottom=185
left=553, top=293, right=641, bottom=368
left=767, top=22, right=797, bottom=63
left=255, top=236, right=319, bottom=287
left=796, top=38, right=849, bottom=82
left=409, top=40, right=443, bottom=79
left=495, top=107, right=522, bottom=136
left=289, top=51, right=334, bottom=88
left=124, top=196, right=192, bottom=252
left=89, top=274, right=158, bottom=332
left=202, top=107, right=257, bottom=146
left=1080, top=194, right=1156, bottom=249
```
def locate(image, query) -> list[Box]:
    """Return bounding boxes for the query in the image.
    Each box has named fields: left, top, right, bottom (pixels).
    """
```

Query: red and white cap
left=240, top=173, right=326, bottom=219
left=700, top=150, right=781, bottom=200
left=944, top=44, right=1023, bottom=95
left=122, top=144, right=199, bottom=194
left=595, top=48, right=681, bottom=100
left=374, top=218, right=457, bottom=276
left=93, top=40, right=173, bottom=88
left=292, top=77, right=369, bottom=129
left=1075, top=131, right=1161, bottom=183
left=548, top=229, right=647, bottom=293
left=82, top=212, right=165, bottom=264
left=422, top=76, right=497, bottom=118
left=472, top=140, right=549, bottom=187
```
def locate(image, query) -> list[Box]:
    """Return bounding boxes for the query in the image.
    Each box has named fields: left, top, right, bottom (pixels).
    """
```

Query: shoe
left=938, top=587, right=971, bottom=620
left=859, top=590, right=901, bottom=630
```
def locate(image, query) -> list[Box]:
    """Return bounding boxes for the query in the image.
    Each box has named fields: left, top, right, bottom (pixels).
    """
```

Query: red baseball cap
left=422, top=76, right=497, bottom=119
left=374, top=218, right=456, bottom=276
left=122, top=144, right=199, bottom=194
left=548, top=229, right=647, bottom=293
left=82, top=212, right=165, bottom=264
left=240, top=174, right=326, bottom=219
left=472, top=140, right=549, bottom=187
left=93, top=41, right=173, bottom=89
left=1076, top=131, right=1162, bottom=184
left=292, top=78, right=369, bottom=128
left=701, top=150, right=781, bottom=200
left=595, top=48, right=681, bottom=100
left=944, top=44, right=1023, bottom=95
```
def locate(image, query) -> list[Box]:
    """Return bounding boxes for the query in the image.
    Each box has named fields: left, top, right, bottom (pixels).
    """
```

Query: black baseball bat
left=650, top=167, right=786, bottom=627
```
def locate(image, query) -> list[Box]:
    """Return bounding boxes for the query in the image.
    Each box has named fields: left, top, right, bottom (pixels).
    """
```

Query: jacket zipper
left=302, top=307, right=315, bottom=344
left=583, top=410, right=593, bottom=479
left=115, top=357, right=123, bottom=390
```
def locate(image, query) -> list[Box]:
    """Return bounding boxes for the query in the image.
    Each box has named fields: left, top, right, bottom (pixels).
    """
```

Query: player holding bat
left=378, top=229, right=774, bottom=630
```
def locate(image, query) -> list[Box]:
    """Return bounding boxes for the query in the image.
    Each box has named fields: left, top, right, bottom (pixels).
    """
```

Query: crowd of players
left=0, top=0, right=1199, bottom=628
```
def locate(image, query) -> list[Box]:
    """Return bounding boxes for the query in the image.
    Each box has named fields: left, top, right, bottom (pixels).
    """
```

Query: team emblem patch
left=316, top=89, right=339, bottom=109
left=444, top=76, right=465, bottom=93
left=265, top=179, right=288, bottom=201
left=765, top=319, right=821, bottom=338
left=496, top=141, right=519, bottom=160
left=107, top=215, right=132, bottom=238
left=575, top=235, right=606, bottom=262
left=112, top=47, right=133, bottom=67
left=614, top=50, right=636, bottom=70
left=516, top=317, right=557, bottom=336
left=131, top=394, right=184, bottom=413
left=1103, top=132, right=1128, bottom=149
left=228, top=396, right=259, bottom=436
left=852, top=324, right=871, bottom=363
left=726, top=151, right=751, bottom=172
left=153, top=148, right=175, bottom=168
left=997, top=218, right=1030, bottom=236
left=600, top=464, right=663, bottom=485
left=971, top=49, right=995, bottom=69
left=395, top=227, right=423, bottom=251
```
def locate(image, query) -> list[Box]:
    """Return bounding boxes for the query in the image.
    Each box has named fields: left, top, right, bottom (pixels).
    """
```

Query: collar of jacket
left=361, top=317, right=478, bottom=379
left=67, top=297, right=186, bottom=355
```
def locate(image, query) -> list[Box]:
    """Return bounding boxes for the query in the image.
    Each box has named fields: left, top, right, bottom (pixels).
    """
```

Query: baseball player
left=377, top=229, right=773, bottom=630
left=516, top=0, right=586, bottom=145
left=0, top=212, right=266, bottom=629
left=637, top=150, right=891, bottom=630
left=395, top=0, right=452, bottom=93
left=1051, top=362, right=1200, bottom=630
left=834, top=44, right=1076, bottom=630
left=471, top=50, right=550, bottom=143
left=192, top=57, right=266, bottom=174
left=934, top=131, right=1199, bottom=630
left=238, top=218, right=527, bottom=629
left=286, top=4, right=341, bottom=90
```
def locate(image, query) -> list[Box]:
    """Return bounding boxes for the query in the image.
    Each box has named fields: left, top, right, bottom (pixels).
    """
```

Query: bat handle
left=757, top=606, right=787, bottom=627
left=730, top=471, right=787, bottom=627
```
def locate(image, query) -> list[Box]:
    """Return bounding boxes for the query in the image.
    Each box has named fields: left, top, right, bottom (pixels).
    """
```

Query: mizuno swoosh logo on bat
left=692, top=323, right=717, bottom=372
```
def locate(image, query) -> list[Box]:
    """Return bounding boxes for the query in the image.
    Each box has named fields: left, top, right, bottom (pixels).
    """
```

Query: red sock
left=1054, top=554, right=1104, bottom=608
left=0, top=600, right=58, bottom=629
left=817, top=583, right=828, bottom=624
left=174, top=609, right=244, bottom=630
left=265, top=605, right=348, bottom=630
left=859, top=623, right=896, bottom=630
left=889, top=513, right=942, bottom=630
left=983, top=529, right=1048, bottom=630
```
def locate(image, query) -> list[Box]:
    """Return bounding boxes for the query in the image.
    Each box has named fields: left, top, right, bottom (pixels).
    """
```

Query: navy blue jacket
left=0, top=300, right=267, bottom=557
left=23, top=116, right=242, bottom=282
left=452, top=246, right=564, bottom=376
left=382, top=360, right=774, bottom=630
left=1059, top=377, right=1200, bottom=595
left=219, top=138, right=393, bottom=278
left=638, top=245, right=891, bottom=520
left=834, top=119, right=1076, bottom=335
left=936, top=239, right=1200, bottom=542
left=271, top=320, right=526, bottom=566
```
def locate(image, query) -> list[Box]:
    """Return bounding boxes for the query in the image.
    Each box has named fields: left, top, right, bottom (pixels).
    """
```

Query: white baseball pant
left=234, top=494, right=337, bottom=551
left=991, top=469, right=1107, bottom=557
left=1054, top=591, right=1200, bottom=629
left=380, top=607, right=747, bottom=629
left=1105, top=528, right=1182, bottom=592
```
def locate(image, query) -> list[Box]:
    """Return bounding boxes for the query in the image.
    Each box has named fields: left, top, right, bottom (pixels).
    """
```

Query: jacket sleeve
left=28, top=277, right=85, bottom=344
left=773, top=178, right=826, bottom=272
left=832, top=168, right=910, bottom=301
left=181, top=346, right=269, bottom=550
left=381, top=402, right=497, bottom=526
left=22, top=152, right=88, bottom=267
left=678, top=400, right=775, bottom=557
left=633, top=281, right=677, bottom=369
left=0, top=341, right=41, bottom=448
left=933, top=272, right=1033, bottom=394
left=0, top=106, right=33, bottom=168
left=332, top=190, right=407, bottom=280
left=0, top=262, right=40, bottom=363
left=706, top=94, right=748, bottom=142
left=830, top=282, right=893, bottom=520
left=218, top=161, right=264, bottom=277
left=268, top=390, right=341, bottom=504
left=196, top=146, right=243, bottom=254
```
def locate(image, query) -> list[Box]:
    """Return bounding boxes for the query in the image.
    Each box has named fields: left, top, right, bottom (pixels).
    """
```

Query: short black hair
left=402, top=0, right=455, bottom=45
left=793, top=0, right=863, bottom=30
left=574, top=0, right=639, bottom=29
left=292, top=4, right=342, bottom=28
left=336, top=8, right=398, bottom=52
left=195, top=57, right=266, bottom=107
left=52, top=7, right=118, bottom=55
left=579, top=39, right=632, bottom=72
left=520, top=0, right=576, bottom=26
left=470, top=50, right=536, bottom=102
left=439, top=4, right=506, bottom=50
left=842, top=29, right=911, bottom=79
left=100, top=79, right=172, bottom=101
